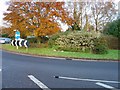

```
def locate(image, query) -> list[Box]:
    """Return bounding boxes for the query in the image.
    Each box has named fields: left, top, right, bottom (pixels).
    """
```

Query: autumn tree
left=3, top=2, right=31, bottom=38
left=3, top=1, right=73, bottom=38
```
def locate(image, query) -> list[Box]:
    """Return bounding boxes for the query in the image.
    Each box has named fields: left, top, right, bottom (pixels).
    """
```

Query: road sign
left=15, top=31, right=20, bottom=40
left=11, top=39, right=29, bottom=48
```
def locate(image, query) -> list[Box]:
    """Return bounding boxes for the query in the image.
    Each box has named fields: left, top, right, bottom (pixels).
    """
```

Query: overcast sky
left=0, top=0, right=119, bottom=28
left=0, top=0, right=10, bottom=26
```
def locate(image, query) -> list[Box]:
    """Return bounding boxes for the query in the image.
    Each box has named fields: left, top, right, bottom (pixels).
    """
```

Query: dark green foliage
left=27, top=36, right=49, bottom=48
left=38, top=36, right=49, bottom=43
left=2, top=34, right=9, bottom=38
left=27, top=38, right=37, bottom=43
left=27, top=36, right=48, bottom=43
left=103, top=19, right=120, bottom=38
left=92, top=37, right=108, bottom=54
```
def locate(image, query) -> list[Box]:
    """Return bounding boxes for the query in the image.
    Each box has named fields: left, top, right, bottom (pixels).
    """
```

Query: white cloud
left=0, top=0, right=9, bottom=26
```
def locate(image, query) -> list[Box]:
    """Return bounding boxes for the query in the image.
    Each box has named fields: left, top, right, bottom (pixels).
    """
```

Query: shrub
left=92, top=37, right=108, bottom=54
left=55, top=31, right=108, bottom=54
left=55, top=31, right=98, bottom=52
left=48, top=34, right=60, bottom=48
left=27, top=36, right=49, bottom=48
left=27, top=38, right=37, bottom=43
left=48, top=31, right=70, bottom=48
left=39, top=36, right=49, bottom=43
left=101, top=35, right=119, bottom=50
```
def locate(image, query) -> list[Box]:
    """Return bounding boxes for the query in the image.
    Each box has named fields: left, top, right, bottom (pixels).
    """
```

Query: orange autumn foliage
left=3, top=2, right=73, bottom=38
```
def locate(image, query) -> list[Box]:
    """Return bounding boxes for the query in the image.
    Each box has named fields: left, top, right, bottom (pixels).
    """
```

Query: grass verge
left=1, top=44, right=119, bottom=61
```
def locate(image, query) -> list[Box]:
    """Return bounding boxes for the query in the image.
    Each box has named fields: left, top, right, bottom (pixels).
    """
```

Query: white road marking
left=96, top=82, right=115, bottom=89
left=0, top=69, right=1, bottom=72
left=28, top=75, right=51, bottom=90
left=55, top=76, right=120, bottom=84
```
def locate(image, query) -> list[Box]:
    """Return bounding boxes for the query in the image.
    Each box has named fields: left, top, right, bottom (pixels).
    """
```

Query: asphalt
left=1, top=50, right=119, bottom=89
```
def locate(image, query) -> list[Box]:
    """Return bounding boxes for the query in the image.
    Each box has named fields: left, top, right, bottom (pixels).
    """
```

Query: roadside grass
left=2, top=44, right=119, bottom=60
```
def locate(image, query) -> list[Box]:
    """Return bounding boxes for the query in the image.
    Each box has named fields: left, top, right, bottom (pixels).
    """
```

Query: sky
left=0, top=0, right=119, bottom=30
left=0, top=0, right=10, bottom=26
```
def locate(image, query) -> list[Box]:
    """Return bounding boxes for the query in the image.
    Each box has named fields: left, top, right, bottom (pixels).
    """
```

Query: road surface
left=1, top=50, right=119, bottom=89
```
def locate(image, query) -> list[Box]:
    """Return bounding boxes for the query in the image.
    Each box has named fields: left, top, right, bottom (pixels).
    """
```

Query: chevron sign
left=11, top=39, right=29, bottom=48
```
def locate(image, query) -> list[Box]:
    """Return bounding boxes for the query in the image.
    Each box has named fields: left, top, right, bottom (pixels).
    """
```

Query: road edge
left=1, top=49, right=119, bottom=62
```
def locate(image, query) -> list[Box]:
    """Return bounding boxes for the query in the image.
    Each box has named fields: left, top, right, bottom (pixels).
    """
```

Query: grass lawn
left=1, top=44, right=119, bottom=60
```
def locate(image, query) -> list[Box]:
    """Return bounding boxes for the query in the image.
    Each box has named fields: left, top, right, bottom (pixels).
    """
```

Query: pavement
left=1, top=50, right=119, bottom=90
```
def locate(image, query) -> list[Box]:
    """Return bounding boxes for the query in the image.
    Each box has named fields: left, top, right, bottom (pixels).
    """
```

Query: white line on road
left=54, top=76, right=120, bottom=84
left=0, top=69, right=1, bottom=72
left=96, top=82, right=115, bottom=89
left=28, top=75, right=51, bottom=90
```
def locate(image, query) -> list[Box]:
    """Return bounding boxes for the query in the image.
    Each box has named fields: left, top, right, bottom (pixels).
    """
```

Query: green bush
left=101, top=35, right=119, bottom=50
left=48, top=34, right=60, bottom=48
left=48, top=31, right=70, bottom=48
left=92, top=37, right=108, bottom=54
left=55, top=31, right=97, bottom=52
left=55, top=31, right=108, bottom=54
